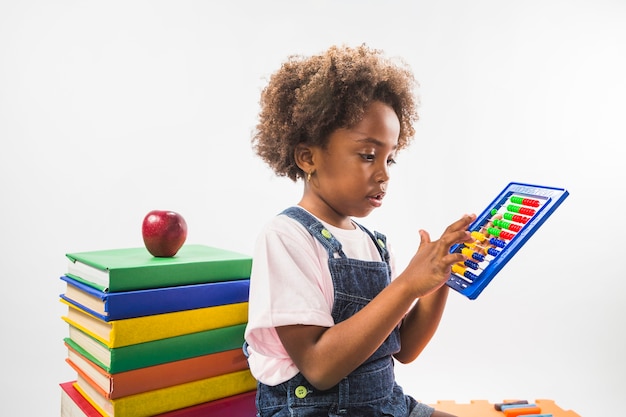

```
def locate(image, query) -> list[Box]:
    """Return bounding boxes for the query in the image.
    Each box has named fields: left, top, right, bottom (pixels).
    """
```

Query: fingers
left=407, top=215, right=478, bottom=296
left=440, top=214, right=476, bottom=247
left=418, top=214, right=475, bottom=254
left=448, top=213, right=476, bottom=232
left=441, top=251, right=466, bottom=266
left=417, top=229, right=431, bottom=248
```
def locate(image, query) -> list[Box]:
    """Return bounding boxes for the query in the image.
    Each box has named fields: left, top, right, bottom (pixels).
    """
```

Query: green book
left=65, top=244, right=252, bottom=292
left=64, top=323, right=247, bottom=373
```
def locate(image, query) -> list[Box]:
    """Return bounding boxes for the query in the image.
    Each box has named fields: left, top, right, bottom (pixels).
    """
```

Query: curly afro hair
left=252, top=44, right=420, bottom=182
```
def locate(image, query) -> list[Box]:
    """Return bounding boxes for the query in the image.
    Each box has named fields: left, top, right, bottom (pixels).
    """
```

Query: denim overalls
left=255, top=207, right=421, bottom=416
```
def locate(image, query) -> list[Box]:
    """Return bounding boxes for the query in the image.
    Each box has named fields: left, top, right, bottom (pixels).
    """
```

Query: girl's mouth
left=368, top=192, right=385, bottom=207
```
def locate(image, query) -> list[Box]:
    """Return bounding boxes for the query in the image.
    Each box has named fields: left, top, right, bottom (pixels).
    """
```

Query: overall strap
left=354, top=222, right=390, bottom=265
left=280, top=207, right=346, bottom=258
left=281, top=207, right=390, bottom=265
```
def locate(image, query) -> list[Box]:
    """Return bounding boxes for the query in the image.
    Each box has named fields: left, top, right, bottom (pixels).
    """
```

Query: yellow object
left=74, top=368, right=257, bottom=417
left=61, top=299, right=248, bottom=348
left=451, top=264, right=466, bottom=275
left=295, top=386, right=308, bottom=398
left=471, top=231, right=486, bottom=242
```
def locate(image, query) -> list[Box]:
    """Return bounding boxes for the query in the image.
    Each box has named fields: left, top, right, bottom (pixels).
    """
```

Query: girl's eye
left=360, top=154, right=397, bottom=165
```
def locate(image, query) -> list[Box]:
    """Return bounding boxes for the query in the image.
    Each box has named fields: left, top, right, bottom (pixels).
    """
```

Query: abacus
left=447, top=182, right=569, bottom=299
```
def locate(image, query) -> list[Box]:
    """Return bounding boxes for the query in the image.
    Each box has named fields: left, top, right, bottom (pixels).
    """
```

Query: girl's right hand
left=402, top=214, right=476, bottom=298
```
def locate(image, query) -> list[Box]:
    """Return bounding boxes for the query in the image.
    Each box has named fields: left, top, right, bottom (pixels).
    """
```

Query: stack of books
left=58, top=244, right=258, bottom=417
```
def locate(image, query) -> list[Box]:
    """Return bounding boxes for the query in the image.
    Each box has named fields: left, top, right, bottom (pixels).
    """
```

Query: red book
left=60, top=381, right=257, bottom=417
left=161, top=390, right=257, bottom=417
left=61, top=381, right=101, bottom=417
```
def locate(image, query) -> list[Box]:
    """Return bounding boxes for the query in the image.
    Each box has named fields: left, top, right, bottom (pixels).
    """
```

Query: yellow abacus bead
left=471, top=231, right=486, bottom=242
left=452, top=264, right=465, bottom=275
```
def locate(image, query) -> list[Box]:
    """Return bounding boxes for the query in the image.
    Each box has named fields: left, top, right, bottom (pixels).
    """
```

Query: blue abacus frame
left=446, top=182, right=569, bottom=300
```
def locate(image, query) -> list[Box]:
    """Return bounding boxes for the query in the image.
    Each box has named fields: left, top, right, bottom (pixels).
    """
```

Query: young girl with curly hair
left=244, top=44, right=474, bottom=417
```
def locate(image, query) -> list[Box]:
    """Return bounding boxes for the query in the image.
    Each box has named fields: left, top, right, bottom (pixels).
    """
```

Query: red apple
left=142, top=210, right=188, bottom=257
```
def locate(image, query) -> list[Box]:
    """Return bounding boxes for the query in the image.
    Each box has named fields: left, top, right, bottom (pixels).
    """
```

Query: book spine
left=108, top=258, right=252, bottom=291
left=109, top=348, right=250, bottom=398
left=66, top=342, right=249, bottom=399
left=112, top=369, right=257, bottom=417
left=62, top=275, right=251, bottom=321
left=65, top=244, right=252, bottom=292
left=67, top=323, right=247, bottom=373
left=62, top=300, right=249, bottom=347
left=104, top=279, right=250, bottom=320
left=65, top=244, right=253, bottom=292
left=62, top=381, right=258, bottom=417
left=155, top=390, right=257, bottom=417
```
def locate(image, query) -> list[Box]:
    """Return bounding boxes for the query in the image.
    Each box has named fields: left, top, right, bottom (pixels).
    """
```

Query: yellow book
left=61, top=299, right=248, bottom=348
left=74, top=368, right=257, bottom=417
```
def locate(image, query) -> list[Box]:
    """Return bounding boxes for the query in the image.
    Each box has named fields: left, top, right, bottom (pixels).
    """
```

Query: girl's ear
left=294, top=143, right=315, bottom=173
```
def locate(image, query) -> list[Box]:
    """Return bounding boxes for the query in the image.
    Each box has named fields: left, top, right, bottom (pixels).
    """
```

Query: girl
left=244, top=44, right=474, bottom=417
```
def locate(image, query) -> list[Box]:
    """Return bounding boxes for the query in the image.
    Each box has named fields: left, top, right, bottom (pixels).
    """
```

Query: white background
left=1, top=1, right=624, bottom=416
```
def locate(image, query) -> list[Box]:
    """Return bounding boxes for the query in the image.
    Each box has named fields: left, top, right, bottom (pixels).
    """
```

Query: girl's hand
left=402, top=214, right=476, bottom=298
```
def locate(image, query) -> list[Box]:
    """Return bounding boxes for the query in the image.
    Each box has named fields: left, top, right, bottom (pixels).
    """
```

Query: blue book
left=60, top=275, right=250, bottom=321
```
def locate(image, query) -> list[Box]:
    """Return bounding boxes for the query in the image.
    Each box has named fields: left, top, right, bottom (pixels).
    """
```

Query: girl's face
left=302, top=101, right=401, bottom=229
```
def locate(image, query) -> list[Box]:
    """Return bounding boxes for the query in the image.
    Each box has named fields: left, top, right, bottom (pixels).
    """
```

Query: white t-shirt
left=244, top=207, right=395, bottom=386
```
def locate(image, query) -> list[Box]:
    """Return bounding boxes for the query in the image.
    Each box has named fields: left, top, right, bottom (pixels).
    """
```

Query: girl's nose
left=376, top=162, right=390, bottom=184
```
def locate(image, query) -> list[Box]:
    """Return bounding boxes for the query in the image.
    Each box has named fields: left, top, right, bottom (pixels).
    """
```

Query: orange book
left=65, top=341, right=249, bottom=399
